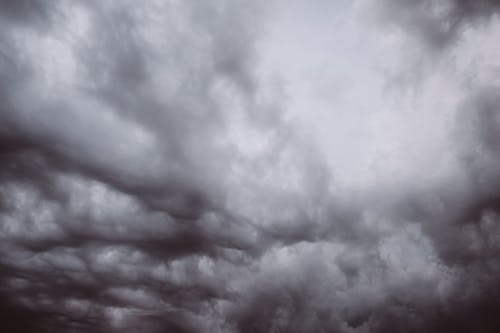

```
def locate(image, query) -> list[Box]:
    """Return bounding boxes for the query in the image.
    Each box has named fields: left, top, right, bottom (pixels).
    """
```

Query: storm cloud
left=1, top=0, right=500, bottom=332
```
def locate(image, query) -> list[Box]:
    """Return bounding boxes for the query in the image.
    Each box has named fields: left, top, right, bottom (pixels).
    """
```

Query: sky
left=1, top=0, right=500, bottom=332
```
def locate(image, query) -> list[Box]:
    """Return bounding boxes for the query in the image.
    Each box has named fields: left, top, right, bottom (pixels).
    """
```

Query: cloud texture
left=1, top=0, right=500, bottom=332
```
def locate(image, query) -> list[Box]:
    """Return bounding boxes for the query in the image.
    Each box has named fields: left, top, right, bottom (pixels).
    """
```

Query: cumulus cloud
left=1, top=0, right=500, bottom=332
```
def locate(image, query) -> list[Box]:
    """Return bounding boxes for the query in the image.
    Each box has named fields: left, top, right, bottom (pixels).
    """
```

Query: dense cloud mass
left=1, top=0, right=500, bottom=332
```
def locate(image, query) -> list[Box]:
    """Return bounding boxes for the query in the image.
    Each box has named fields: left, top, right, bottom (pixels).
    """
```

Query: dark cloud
left=372, top=0, right=500, bottom=50
left=2, top=0, right=500, bottom=332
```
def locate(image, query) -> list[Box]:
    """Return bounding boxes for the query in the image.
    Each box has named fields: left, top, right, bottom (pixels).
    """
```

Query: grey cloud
left=0, top=0, right=56, bottom=29
left=0, top=0, right=273, bottom=331
left=371, top=0, right=500, bottom=50
left=2, top=0, right=500, bottom=332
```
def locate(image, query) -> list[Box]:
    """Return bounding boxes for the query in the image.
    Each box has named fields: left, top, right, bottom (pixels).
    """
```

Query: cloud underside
left=1, top=0, right=500, bottom=332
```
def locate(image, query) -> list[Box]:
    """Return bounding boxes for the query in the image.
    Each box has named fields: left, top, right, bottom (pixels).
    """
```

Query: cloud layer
left=1, top=0, right=500, bottom=332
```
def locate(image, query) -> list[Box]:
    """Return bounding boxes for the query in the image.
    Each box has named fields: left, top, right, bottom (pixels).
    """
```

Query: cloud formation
left=369, top=0, right=500, bottom=49
left=1, top=0, right=500, bottom=332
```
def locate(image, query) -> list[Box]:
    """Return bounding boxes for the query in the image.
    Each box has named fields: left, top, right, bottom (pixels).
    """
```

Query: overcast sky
left=2, top=0, right=500, bottom=332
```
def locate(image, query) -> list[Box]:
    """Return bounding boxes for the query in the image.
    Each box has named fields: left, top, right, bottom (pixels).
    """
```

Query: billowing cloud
left=1, top=0, right=500, bottom=332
